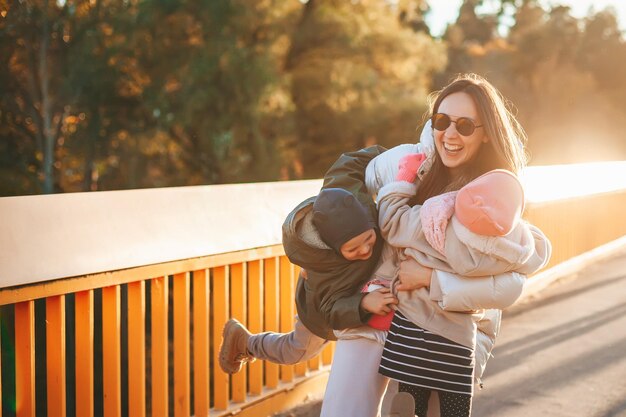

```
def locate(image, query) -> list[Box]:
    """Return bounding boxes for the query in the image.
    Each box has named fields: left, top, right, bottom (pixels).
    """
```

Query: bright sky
left=425, top=0, right=626, bottom=37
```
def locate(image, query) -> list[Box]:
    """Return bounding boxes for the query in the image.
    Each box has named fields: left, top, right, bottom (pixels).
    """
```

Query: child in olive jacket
left=219, top=145, right=398, bottom=374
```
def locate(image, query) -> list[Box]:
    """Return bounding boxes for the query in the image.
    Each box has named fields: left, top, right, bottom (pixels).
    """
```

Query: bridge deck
left=474, top=245, right=626, bottom=417
left=283, top=245, right=626, bottom=417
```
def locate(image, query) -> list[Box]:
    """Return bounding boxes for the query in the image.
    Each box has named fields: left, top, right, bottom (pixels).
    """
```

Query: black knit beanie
left=312, top=188, right=375, bottom=254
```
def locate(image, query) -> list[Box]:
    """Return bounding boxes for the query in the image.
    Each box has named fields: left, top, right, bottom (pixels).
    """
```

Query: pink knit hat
left=455, top=169, right=525, bottom=236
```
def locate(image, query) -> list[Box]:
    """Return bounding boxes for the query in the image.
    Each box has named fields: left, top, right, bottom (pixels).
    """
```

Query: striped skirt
left=379, top=311, right=475, bottom=395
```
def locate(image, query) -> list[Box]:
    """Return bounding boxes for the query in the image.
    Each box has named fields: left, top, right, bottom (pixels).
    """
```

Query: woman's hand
left=395, top=258, right=433, bottom=292
left=360, top=288, right=398, bottom=315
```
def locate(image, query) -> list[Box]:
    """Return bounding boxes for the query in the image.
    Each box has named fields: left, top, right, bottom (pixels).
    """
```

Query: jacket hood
left=283, top=197, right=330, bottom=249
left=282, top=197, right=352, bottom=271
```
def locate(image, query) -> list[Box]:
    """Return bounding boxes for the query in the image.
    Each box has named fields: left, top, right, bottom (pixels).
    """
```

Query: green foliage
left=287, top=0, right=446, bottom=177
left=435, top=0, right=626, bottom=165
left=0, top=0, right=298, bottom=195
left=1, top=0, right=626, bottom=196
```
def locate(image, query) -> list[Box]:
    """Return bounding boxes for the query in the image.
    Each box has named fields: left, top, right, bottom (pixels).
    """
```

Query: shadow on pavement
left=487, top=300, right=626, bottom=378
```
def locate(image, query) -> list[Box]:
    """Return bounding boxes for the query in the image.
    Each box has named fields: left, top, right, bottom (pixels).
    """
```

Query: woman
left=320, top=74, right=550, bottom=417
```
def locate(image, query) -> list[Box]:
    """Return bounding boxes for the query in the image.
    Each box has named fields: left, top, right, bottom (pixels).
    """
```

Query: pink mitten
left=420, top=191, right=458, bottom=255
left=396, top=153, right=427, bottom=183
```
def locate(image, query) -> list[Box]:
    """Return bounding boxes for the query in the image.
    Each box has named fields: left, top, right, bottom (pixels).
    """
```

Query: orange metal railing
left=524, top=190, right=626, bottom=270
left=1, top=183, right=626, bottom=417
left=0, top=246, right=335, bottom=417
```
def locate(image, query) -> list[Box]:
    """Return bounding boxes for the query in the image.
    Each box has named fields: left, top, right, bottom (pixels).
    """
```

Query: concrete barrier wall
left=0, top=180, right=322, bottom=288
left=525, top=190, right=626, bottom=270
left=2, top=161, right=626, bottom=289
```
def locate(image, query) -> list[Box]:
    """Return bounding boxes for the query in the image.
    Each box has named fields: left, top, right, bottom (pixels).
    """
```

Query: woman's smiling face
left=433, top=91, right=488, bottom=178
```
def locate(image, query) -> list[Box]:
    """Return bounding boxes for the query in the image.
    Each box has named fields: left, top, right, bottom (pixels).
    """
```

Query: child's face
left=340, top=229, right=376, bottom=261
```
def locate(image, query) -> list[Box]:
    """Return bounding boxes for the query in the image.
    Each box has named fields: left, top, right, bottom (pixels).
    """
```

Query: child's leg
left=320, top=337, right=389, bottom=417
left=398, top=382, right=430, bottom=417
left=438, top=390, right=472, bottom=417
left=248, top=316, right=328, bottom=364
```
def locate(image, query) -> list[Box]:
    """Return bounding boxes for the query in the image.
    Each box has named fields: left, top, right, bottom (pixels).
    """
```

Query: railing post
left=247, top=260, right=264, bottom=395
left=128, top=281, right=146, bottom=417
left=212, top=266, right=230, bottom=410
left=192, top=269, right=210, bottom=417
left=75, top=290, right=94, bottom=417
left=264, top=258, right=280, bottom=389
left=0, top=320, right=2, bottom=417
left=102, top=285, right=121, bottom=417
left=173, top=273, right=190, bottom=417
left=151, top=276, right=169, bottom=417
left=15, top=300, right=35, bottom=417
left=46, top=295, right=66, bottom=417
left=230, top=263, right=247, bottom=403
left=280, top=257, right=295, bottom=382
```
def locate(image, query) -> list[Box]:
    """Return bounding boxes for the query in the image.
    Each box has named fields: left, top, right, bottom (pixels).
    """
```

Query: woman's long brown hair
left=409, top=74, right=528, bottom=206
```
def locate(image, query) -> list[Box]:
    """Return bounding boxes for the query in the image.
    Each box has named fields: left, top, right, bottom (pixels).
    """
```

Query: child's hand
left=420, top=191, right=457, bottom=255
left=396, top=153, right=427, bottom=183
left=394, top=258, right=433, bottom=292
left=361, top=288, right=398, bottom=315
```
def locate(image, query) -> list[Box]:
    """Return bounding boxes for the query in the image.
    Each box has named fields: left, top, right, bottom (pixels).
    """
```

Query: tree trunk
left=39, top=0, right=55, bottom=194
left=83, top=107, right=100, bottom=192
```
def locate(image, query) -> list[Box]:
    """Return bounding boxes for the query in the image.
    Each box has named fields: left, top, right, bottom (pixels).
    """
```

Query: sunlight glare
left=521, top=161, right=626, bottom=203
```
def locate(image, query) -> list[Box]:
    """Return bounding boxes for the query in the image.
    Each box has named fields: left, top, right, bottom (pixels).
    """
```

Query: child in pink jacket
left=363, top=159, right=529, bottom=330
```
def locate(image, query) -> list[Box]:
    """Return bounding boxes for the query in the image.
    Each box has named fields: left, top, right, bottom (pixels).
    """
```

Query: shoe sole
left=389, top=392, right=416, bottom=417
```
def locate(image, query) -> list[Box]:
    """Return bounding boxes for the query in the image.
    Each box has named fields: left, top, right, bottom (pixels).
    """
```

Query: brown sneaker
left=389, top=392, right=415, bottom=417
left=218, top=319, right=255, bottom=374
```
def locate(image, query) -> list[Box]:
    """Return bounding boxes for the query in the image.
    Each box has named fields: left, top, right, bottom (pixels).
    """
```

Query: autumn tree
left=397, top=0, right=431, bottom=35
left=504, top=4, right=626, bottom=163
left=122, top=0, right=299, bottom=186
left=1, top=0, right=72, bottom=194
left=0, top=0, right=300, bottom=195
left=3, top=0, right=626, bottom=195
left=286, top=0, right=446, bottom=177
left=0, top=0, right=144, bottom=195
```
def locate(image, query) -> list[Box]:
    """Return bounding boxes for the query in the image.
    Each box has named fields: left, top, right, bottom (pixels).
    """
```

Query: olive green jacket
left=282, top=146, right=386, bottom=340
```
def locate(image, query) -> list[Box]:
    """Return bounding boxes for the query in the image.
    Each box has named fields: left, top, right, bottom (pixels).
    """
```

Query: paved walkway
left=473, top=245, right=626, bottom=417
left=284, top=245, right=626, bottom=417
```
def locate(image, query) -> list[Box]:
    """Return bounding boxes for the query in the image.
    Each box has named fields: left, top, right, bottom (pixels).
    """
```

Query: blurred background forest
left=2, top=0, right=626, bottom=197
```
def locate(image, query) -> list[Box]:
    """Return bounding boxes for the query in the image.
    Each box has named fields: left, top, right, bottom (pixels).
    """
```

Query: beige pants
left=246, top=316, right=328, bottom=364
left=320, top=337, right=390, bottom=417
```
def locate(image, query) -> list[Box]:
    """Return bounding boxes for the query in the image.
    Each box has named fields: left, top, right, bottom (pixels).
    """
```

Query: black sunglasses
left=432, top=113, right=483, bottom=137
